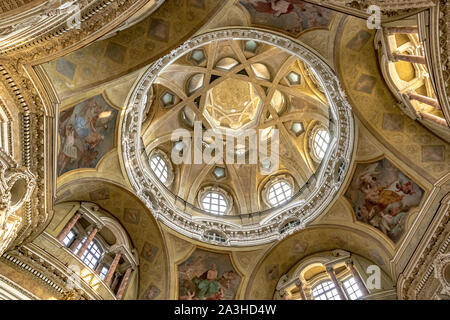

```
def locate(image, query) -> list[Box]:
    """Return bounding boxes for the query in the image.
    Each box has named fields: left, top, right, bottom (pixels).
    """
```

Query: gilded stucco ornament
left=122, top=28, right=355, bottom=246
left=0, top=149, right=36, bottom=255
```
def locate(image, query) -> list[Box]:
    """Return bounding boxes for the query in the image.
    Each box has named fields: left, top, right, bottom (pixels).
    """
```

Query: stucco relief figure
left=57, top=94, right=118, bottom=176
left=0, top=150, right=36, bottom=255
left=345, top=158, right=424, bottom=242
left=178, top=249, right=241, bottom=300
left=240, top=0, right=333, bottom=35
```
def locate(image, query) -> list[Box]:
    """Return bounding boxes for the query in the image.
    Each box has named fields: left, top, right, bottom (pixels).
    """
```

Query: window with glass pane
left=99, top=266, right=109, bottom=280
left=204, top=231, right=227, bottom=243
left=312, top=281, right=341, bottom=300
left=343, top=277, right=364, bottom=300
left=201, top=192, right=228, bottom=215
left=62, top=230, right=76, bottom=247
left=74, top=238, right=102, bottom=269
left=150, top=154, right=169, bottom=184
left=268, top=181, right=293, bottom=207
left=313, top=128, right=330, bottom=160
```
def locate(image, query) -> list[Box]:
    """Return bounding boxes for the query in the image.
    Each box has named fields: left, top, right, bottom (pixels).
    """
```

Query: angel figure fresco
left=346, top=159, right=424, bottom=242
left=57, top=95, right=118, bottom=176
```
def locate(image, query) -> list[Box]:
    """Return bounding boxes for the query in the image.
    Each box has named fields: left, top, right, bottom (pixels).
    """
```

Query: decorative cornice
left=398, top=193, right=450, bottom=299
left=0, top=273, right=39, bottom=300
left=0, top=0, right=37, bottom=15
left=122, top=28, right=355, bottom=247
left=0, top=0, right=157, bottom=61
left=304, top=0, right=436, bottom=20
left=0, top=0, right=160, bottom=254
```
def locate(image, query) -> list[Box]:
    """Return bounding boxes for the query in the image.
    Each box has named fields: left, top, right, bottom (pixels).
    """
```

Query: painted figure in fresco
left=240, top=0, right=332, bottom=35
left=192, top=263, right=220, bottom=300
left=142, top=285, right=160, bottom=300
left=346, top=159, right=423, bottom=242
left=57, top=95, right=117, bottom=176
left=247, top=0, right=297, bottom=16
left=178, top=250, right=241, bottom=300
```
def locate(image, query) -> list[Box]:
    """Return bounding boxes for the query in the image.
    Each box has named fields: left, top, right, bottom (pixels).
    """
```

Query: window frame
left=309, top=125, right=331, bottom=162
left=148, top=149, right=174, bottom=186
left=99, top=265, right=110, bottom=280
left=62, top=229, right=77, bottom=247
left=262, top=174, right=295, bottom=208
left=74, top=238, right=103, bottom=270
left=342, top=276, right=364, bottom=300
left=198, top=186, right=233, bottom=215
left=312, top=280, right=342, bottom=300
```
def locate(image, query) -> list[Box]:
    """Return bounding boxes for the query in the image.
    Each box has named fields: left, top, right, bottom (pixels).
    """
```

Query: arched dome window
left=201, top=191, right=228, bottom=215
left=75, top=239, right=103, bottom=269
left=312, top=281, right=341, bottom=300
left=149, top=150, right=173, bottom=186
left=268, top=180, right=293, bottom=207
left=312, top=127, right=330, bottom=161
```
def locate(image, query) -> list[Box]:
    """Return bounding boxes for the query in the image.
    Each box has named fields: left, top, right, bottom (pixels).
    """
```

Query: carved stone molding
left=0, top=0, right=160, bottom=62
left=0, top=0, right=161, bottom=255
left=0, top=63, right=51, bottom=251
left=122, top=28, right=355, bottom=246
left=304, top=0, right=436, bottom=20
left=0, top=149, right=36, bottom=255
left=398, top=192, right=450, bottom=299
left=1, top=243, right=105, bottom=300
left=427, top=1, right=450, bottom=126
left=433, top=253, right=450, bottom=296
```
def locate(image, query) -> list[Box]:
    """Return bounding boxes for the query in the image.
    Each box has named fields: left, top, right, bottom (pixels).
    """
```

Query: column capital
left=325, top=265, right=335, bottom=273
left=345, top=259, right=354, bottom=268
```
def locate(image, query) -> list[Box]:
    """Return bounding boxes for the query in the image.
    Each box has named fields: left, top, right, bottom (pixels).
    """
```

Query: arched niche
left=244, top=224, right=394, bottom=300
left=53, top=178, right=169, bottom=300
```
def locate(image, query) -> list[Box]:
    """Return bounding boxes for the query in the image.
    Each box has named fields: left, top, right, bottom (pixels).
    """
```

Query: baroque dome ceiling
left=122, top=28, right=355, bottom=246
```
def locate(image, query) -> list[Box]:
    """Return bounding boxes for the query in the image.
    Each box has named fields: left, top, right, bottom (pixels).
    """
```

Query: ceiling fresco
left=57, top=94, right=118, bottom=176
left=178, top=248, right=242, bottom=300
left=1, top=0, right=448, bottom=302
left=238, top=0, right=334, bottom=36
left=345, top=158, right=424, bottom=243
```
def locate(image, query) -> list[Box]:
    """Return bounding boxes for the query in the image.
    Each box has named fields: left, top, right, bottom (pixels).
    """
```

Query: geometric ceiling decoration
left=205, top=78, right=262, bottom=131
left=290, top=121, right=304, bottom=137
left=212, top=166, right=226, bottom=180
left=244, top=39, right=259, bottom=53
left=160, top=91, right=176, bottom=108
left=189, top=48, right=207, bottom=65
left=122, top=29, right=354, bottom=246
left=286, top=71, right=301, bottom=85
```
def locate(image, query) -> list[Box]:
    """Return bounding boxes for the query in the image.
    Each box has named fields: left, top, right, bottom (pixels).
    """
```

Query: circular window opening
left=268, top=181, right=293, bottom=207
left=313, top=128, right=330, bottom=161
left=201, top=192, right=228, bottom=215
